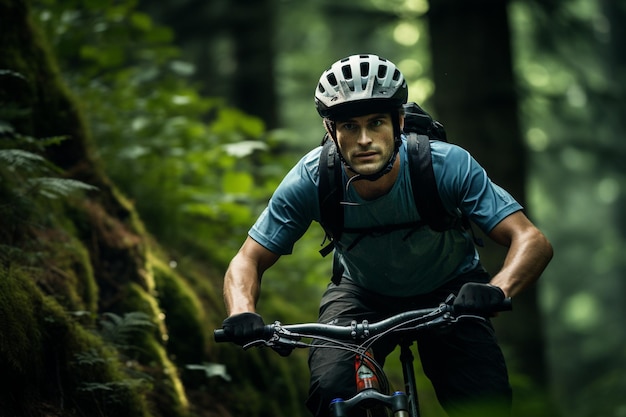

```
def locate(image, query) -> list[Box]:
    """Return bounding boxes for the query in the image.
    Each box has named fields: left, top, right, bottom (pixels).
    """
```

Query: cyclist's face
left=335, top=113, right=398, bottom=176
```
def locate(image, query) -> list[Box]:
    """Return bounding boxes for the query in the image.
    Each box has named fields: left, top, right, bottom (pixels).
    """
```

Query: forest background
left=1, top=0, right=625, bottom=417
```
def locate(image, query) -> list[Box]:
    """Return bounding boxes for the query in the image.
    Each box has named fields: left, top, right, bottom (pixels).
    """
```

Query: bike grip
left=213, top=328, right=228, bottom=343
left=499, top=297, right=513, bottom=311
left=213, top=324, right=275, bottom=343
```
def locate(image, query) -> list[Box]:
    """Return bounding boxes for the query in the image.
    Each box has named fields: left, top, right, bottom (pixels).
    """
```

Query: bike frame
left=331, top=338, right=422, bottom=417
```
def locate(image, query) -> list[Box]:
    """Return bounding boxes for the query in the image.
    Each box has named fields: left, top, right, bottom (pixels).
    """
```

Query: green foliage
left=0, top=101, right=98, bottom=265
left=74, top=347, right=113, bottom=366
left=0, top=265, right=44, bottom=375
left=0, top=142, right=97, bottom=199
left=28, top=176, right=98, bottom=199
left=99, top=281, right=192, bottom=416
left=26, top=1, right=626, bottom=417
left=185, top=362, right=231, bottom=382
left=99, top=311, right=155, bottom=349
left=151, top=255, right=206, bottom=365
left=0, top=264, right=152, bottom=417
left=33, top=0, right=285, bottom=267
left=70, top=306, right=191, bottom=417
left=30, top=0, right=334, bottom=328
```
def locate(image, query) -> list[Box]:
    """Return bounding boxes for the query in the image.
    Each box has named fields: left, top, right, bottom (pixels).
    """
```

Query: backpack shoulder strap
left=406, top=132, right=453, bottom=232
left=318, top=138, right=343, bottom=257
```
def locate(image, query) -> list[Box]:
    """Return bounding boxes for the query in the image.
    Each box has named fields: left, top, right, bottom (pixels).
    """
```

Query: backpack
left=317, top=102, right=475, bottom=258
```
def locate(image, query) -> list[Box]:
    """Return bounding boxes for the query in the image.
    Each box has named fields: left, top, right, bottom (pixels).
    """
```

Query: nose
left=356, top=128, right=372, bottom=146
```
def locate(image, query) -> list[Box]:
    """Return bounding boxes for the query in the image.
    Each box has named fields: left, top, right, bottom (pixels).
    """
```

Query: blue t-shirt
left=249, top=137, right=522, bottom=296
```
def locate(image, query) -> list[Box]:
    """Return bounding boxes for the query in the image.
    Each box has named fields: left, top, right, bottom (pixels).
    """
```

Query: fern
left=78, top=379, right=149, bottom=405
left=26, top=177, right=98, bottom=199
left=99, top=312, right=155, bottom=348
left=79, top=379, right=146, bottom=392
left=0, top=75, right=99, bottom=262
left=74, top=348, right=111, bottom=366
left=0, top=148, right=98, bottom=199
left=72, top=312, right=156, bottom=407
left=0, top=149, right=46, bottom=173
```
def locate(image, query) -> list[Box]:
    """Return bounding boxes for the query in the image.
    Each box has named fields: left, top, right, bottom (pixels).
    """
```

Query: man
left=221, top=54, right=553, bottom=417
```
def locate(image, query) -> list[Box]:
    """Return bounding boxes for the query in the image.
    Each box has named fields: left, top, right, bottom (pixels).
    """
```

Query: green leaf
left=222, top=140, right=268, bottom=158
left=27, top=177, right=98, bottom=199
left=130, top=12, right=152, bottom=32
left=222, top=171, right=253, bottom=194
left=218, top=201, right=252, bottom=225
left=0, top=149, right=45, bottom=172
left=186, top=363, right=232, bottom=382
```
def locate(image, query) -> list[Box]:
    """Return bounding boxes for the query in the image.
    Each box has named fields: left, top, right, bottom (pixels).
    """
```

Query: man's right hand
left=221, top=312, right=266, bottom=346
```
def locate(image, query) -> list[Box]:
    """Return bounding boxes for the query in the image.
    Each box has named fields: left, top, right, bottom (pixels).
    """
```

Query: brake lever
left=439, top=299, right=489, bottom=324
left=242, top=339, right=270, bottom=350
left=263, top=322, right=307, bottom=349
left=422, top=313, right=457, bottom=329
left=241, top=321, right=289, bottom=350
left=448, top=314, right=488, bottom=323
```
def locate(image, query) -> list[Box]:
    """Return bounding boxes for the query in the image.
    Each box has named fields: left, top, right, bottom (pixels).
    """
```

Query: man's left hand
left=453, top=282, right=506, bottom=314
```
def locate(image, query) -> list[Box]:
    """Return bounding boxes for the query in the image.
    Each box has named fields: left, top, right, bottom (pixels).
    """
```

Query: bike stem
left=399, top=340, right=420, bottom=417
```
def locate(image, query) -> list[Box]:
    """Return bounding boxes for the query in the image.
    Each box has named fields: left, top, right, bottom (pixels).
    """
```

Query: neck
left=346, top=156, right=400, bottom=200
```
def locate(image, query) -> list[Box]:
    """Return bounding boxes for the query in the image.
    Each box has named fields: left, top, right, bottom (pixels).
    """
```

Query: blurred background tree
left=511, top=1, right=626, bottom=416
left=427, top=0, right=548, bottom=399
left=6, top=0, right=624, bottom=416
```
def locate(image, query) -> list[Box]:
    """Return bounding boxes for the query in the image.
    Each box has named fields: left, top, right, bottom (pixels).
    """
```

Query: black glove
left=453, top=282, right=506, bottom=314
left=222, top=312, right=266, bottom=346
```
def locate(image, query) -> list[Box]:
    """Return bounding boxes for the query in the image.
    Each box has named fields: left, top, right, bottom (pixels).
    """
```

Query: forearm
left=490, top=228, right=553, bottom=298
left=222, top=236, right=281, bottom=316
left=223, top=256, right=261, bottom=316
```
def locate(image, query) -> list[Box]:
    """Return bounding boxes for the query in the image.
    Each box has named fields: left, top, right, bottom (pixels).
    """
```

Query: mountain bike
left=214, top=294, right=511, bottom=417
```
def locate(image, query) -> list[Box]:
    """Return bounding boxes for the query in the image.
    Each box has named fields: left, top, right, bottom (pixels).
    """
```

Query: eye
left=370, top=119, right=384, bottom=128
left=339, top=122, right=356, bottom=131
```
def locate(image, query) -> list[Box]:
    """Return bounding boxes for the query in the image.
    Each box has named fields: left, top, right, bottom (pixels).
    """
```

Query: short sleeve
left=431, top=143, right=523, bottom=234
left=248, top=147, right=322, bottom=254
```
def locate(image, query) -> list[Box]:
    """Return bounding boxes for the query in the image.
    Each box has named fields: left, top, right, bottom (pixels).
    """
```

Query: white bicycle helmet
left=315, top=54, right=408, bottom=120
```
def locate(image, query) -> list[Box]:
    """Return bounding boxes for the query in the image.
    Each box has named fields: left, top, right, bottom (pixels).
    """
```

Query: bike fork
left=399, top=341, right=420, bottom=417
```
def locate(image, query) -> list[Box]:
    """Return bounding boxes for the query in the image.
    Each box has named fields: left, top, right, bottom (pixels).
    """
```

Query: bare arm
left=223, top=236, right=281, bottom=316
left=487, top=211, right=554, bottom=298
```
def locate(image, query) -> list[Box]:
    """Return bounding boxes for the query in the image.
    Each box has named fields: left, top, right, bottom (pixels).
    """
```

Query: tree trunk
left=139, top=0, right=279, bottom=129
left=427, top=0, right=548, bottom=390
left=227, top=0, right=278, bottom=129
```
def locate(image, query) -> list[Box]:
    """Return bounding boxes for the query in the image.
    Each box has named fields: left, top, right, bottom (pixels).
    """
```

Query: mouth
left=353, top=151, right=378, bottom=160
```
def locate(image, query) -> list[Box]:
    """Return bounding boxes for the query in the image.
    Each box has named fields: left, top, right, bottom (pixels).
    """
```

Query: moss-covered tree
left=0, top=0, right=198, bottom=415
left=0, top=1, right=312, bottom=416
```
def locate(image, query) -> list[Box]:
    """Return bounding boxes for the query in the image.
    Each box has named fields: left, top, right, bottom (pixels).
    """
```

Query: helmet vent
left=327, top=73, right=337, bottom=86
left=360, top=62, right=369, bottom=77
left=341, top=65, right=352, bottom=80
left=393, top=69, right=401, bottom=81
left=378, top=65, right=387, bottom=79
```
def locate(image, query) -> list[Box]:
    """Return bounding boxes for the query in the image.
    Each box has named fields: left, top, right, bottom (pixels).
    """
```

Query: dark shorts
left=306, top=269, right=512, bottom=417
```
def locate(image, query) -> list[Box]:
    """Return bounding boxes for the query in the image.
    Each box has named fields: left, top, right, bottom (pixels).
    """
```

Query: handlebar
left=214, top=296, right=511, bottom=346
